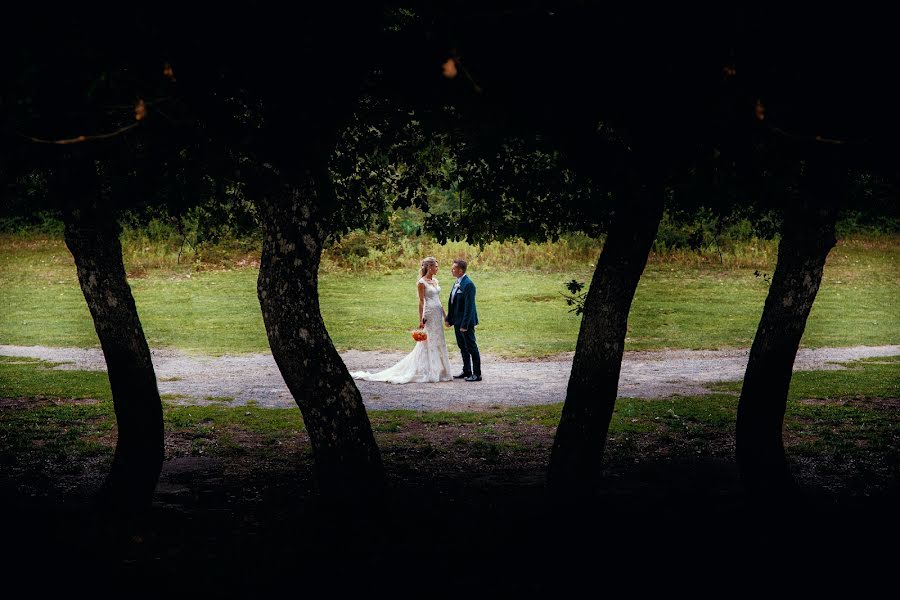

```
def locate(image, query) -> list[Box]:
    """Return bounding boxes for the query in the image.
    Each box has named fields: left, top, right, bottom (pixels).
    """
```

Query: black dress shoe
left=464, top=375, right=482, bottom=382
left=453, top=372, right=471, bottom=379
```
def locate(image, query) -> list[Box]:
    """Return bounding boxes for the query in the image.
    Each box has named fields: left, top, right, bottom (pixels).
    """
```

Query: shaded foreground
left=3, top=392, right=898, bottom=591
left=6, top=460, right=897, bottom=592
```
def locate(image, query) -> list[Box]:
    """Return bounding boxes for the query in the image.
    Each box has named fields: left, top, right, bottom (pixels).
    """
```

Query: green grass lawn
left=0, top=235, right=897, bottom=356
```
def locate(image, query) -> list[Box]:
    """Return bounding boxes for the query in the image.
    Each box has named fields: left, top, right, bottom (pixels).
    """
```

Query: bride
left=350, top=257, right=453, bottom=384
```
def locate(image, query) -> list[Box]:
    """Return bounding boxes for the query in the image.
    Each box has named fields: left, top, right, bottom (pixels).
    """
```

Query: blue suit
left=446, top=274, right=480, bottom=376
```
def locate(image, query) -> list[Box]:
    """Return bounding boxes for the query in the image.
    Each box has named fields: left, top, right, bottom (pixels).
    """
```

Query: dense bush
left=0, top=209, right=64, bottom=236
left=321, top=228, right=603, bottom=273
left=836, top=210, right=900, bottom=237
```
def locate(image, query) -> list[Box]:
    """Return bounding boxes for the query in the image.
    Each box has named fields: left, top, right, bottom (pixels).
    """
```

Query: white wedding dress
left=350, top=277, right=453, bottom=384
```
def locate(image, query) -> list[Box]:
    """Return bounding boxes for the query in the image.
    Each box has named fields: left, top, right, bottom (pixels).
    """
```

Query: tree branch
left=105, top=96, right=173, bottom=110
left=20, top=122, right=139, bottom=145
left=767, top=125, right=868, bottom=146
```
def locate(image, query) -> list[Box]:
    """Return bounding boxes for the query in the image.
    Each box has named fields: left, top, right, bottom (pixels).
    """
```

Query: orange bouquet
left=411, top=328, right=428, bottom=342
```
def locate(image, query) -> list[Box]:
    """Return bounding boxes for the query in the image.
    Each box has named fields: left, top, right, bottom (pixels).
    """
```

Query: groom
left=445, top=259, right=481, bottom=382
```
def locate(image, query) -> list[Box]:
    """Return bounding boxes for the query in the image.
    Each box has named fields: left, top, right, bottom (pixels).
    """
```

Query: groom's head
left=451, top=259, right=467, bottom=279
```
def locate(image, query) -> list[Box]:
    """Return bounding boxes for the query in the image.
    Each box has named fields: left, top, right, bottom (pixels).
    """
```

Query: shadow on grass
left=2, top=355, right=898, bottom=588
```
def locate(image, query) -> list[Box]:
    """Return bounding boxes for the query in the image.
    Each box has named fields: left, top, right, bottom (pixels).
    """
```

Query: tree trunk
left=548, top=175, right=665, bottom=494
left=736, top=156, right=842, bottom=495
left=257, top=167, right=384, bottom=499
left=58, top=159, right=164, bottom=512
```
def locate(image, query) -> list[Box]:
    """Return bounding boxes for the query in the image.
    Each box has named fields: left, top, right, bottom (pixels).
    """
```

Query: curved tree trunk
left=58, top=158, right=164, bottom=512
left=257, top=166, right=384, bottom=499
left=548, top=175, right=665, bottom=494
left=736, top=156, right=842, bottom=495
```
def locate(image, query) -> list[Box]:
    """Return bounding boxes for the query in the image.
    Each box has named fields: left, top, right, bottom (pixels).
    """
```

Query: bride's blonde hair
left=420, top=256, right=438, bottom=278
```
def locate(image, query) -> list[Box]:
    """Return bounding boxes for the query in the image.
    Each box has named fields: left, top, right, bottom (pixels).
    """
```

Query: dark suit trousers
left=454, top=325, right=480, bottom=376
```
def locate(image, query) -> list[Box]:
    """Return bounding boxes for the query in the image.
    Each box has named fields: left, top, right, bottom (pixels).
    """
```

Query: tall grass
left=646, top=238, right=778, bottom=269
left=321, top=211, right=786, bottom=272
left=320, top=230, right=604, bottom=273
left=120, top=230, right=262, bottom=277
left=321, top=230, right=783, bottom=273
left=111, top=227, right=787, bottom=275
left=0, top=228, right=874, bottom=278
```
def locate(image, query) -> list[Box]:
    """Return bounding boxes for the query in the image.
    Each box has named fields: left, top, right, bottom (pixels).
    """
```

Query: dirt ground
left=2, top=408, right=898, bottom=592
left=2, top=343, right=898, bottom=410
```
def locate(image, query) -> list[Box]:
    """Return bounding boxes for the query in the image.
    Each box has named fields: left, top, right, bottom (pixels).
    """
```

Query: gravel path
left=2, top=343, right=898, bottom=411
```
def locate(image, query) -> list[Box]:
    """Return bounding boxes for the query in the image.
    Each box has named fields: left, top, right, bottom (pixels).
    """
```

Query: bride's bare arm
left=417, top=281, right=425, bottom=328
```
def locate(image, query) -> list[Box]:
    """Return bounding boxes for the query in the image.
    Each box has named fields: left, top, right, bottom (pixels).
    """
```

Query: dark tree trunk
left=548, top=175, right=665, bottom=493
left=736, top=156, right=843, bottom=495
left=257, top=166, right=384, bottom=499
left=58, top=159, right=164, bottom=512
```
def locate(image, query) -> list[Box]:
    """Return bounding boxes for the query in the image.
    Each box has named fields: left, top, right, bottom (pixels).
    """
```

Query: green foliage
left=328, top=99, right=452, bottom=237
left=836, top=210, right=900, bottom=237
left=322, top=222, right=604, bottom=272
left=322, top=207, right=427, bottom=270
left=652, top=206, right=781, bottom=256
left=330, top=105, right=603, bottom=248
left=422, top=137, right=600, bottom=245
left=561, top=279, right=587, bottom=316
left=839, top=171, right=900, bottom=236
left=118, top=193, right=262, bottom=268
left=0, top=209, right=63, bottom=236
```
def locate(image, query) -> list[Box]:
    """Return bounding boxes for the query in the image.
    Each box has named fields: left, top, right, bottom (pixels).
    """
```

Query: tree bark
left=736, top=156, right=842, bottom=495
left=257, top=166, right=384, bottom=499
left=58, top=158, right=164, bottom=512
left=548, top=174, right=665, bottom=494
